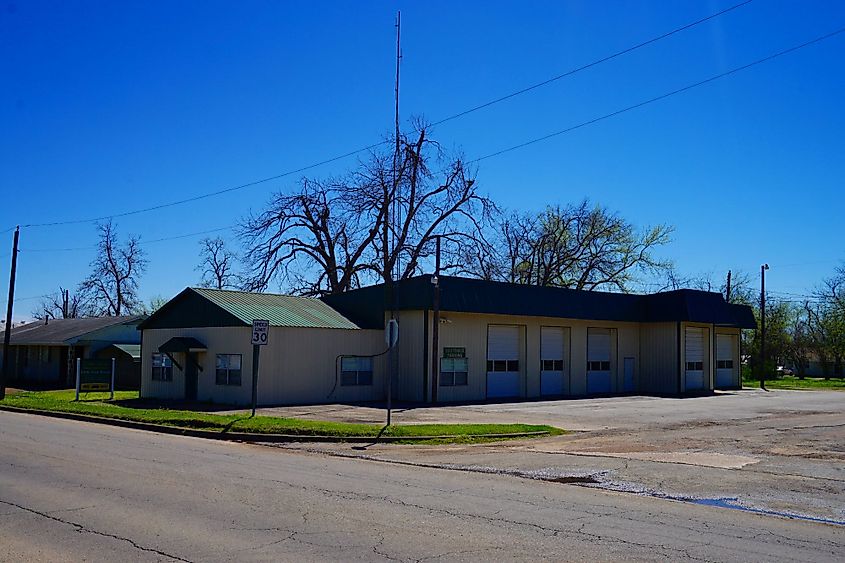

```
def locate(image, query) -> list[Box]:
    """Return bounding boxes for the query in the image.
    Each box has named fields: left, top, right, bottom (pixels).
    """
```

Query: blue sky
left=2, top=0, right=844, bottom=319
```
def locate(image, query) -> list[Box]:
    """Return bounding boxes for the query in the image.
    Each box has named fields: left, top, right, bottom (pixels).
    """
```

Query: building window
left=486, top=360, right=519, bottom=372
left=341, top=356, right=373, bottom=386
left=152, top=353, right=173, bottom=381
left=216, top=354, right=242, bottom=386
left=716, top=360, right=734, bottom=369
left=440, top=358, right=468, bottom=386
left=587, top=361, right=610, bottom=371
left=541, top=360, right=564, bottom=371
left=685, top=361, right=704, bottom=371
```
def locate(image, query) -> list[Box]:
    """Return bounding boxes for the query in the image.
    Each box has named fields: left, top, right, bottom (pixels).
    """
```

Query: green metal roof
left=191, top=288, right=360, bottom=330
left=111, top=343, right=141, bottom=360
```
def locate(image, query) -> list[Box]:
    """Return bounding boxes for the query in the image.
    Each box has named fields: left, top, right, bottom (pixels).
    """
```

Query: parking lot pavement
left=246, top=387, right=840, bottom=429
left=265, top=389, right=845, bottom=525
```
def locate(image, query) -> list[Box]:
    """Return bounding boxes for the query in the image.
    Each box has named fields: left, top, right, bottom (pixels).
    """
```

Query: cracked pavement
left=1, top=402, right=844, bottom=562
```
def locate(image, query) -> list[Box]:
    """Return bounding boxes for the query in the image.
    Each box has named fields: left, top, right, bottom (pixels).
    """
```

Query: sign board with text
left=79, top=359, right=112, bottom=391
left=443, top=347, right=466, bottom=359
left=252, top=320, right=269, bottom=346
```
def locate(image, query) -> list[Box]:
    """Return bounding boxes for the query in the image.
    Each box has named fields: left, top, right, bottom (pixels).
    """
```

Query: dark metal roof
left=8, top=316, right=145, bottom=346
left=322, top=275, right=757, bottom=329
left=139, top=288, right=360, bottom=330
left=159, top=337, right=207, bottom=354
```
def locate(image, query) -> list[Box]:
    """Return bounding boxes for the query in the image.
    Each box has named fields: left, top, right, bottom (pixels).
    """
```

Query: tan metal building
left=139, top=288, right=386, bottom=405
left=140, top=278, right=754, bottom=406
left=324, top=276, right=755, bottom=403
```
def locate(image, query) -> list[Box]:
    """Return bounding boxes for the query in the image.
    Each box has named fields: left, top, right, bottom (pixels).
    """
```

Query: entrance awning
left=159, top=337, right=207, bottom=354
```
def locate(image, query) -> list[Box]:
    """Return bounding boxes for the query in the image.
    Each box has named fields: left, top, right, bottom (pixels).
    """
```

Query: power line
left=9, top=2, right=755, bottom=232
left=772, top=259, right=842, bottom=269
left=20, top=144, right=388, bottom=229
left=431, top=0, right=755, bottom=127
left=21, top=225, right=235, bottom=254
left=469, top=26, right=845, bottom=164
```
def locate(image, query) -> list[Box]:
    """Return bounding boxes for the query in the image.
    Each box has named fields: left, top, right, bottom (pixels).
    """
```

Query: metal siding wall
left=260, top=327, right=385, bottom=405
left=433, top=312, right=490, bottom=402
left=142, top=326, right=384, bottom=405
left=617, top=326, right=639, bottom=391
left=638, top=322, right=678, bottom=394
left=396, top=310, right=425, bottom=402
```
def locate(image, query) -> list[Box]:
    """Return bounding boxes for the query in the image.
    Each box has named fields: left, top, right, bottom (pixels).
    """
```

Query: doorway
left=185, top=352, right=198, bottom=401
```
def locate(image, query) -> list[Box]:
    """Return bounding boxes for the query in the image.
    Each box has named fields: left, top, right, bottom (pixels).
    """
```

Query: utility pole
left=1, top=226, right=21, bottom=401
left=431, top=236, right=441, bottom=403
left=725, top=270, right=732, bottom=303
left=385, top=11, right=401, bottom=427
left=760, top=263, right=769, bottom=390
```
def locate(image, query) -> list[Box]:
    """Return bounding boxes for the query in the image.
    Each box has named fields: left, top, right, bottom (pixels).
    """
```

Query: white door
left=623, top=357, right=635, bottom=392
left=487, top=325, right=520, bottom=398
left=541, top=327, right=565, bottom=396
left=587, top=328, right=612, bottom=393
left=685, top=327, right=706, bottom=391
left=715, top=334, right=736, bottom=388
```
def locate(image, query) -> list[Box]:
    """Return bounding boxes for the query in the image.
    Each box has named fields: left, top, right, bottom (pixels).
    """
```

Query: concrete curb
left=0, top=405, right=552, bottom=443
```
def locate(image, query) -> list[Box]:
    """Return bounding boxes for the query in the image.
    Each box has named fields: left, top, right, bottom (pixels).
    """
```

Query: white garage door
left=685, top=327, right=706, bottom=391
left=540, top=327, right=565, bottom=396
left=587, top=328, right=612, bottom=394
left=715, top=334, right=736, bottom=388
left=487, top=325, right=520, bottom=398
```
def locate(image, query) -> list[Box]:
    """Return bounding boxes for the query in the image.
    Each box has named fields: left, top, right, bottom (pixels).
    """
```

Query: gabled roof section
left=322, top=275, right=756, bottom=329
left=9, top=316, right=144, bottom=346
left=139, top=288, right=360, bottom=330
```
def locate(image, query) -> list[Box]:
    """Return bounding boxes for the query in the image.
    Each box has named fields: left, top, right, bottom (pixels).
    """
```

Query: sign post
left=75, top=357, right=81, bottom=401
left=110, top=357, right=115, bottom=400
left=251, top=320, right=269, bottom=416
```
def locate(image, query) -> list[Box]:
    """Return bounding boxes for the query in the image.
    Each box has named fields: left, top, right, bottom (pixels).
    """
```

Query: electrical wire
left=21, top=225, right=236, bottom=253
left=468, top=26, right=845, bottom=164
left=20, top=144, right=388, bottom=229
left=431, top=0, right=755, bottom=127
left=11, top=1, right=755, bottom=231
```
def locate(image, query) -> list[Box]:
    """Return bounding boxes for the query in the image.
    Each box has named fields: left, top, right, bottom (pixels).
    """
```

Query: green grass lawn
left=0, top=390, right=563, bottom=443
left=742, top=376, right=845, bottom=390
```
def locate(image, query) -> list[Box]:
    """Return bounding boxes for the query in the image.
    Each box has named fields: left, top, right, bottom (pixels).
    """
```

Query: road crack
left=0, top=498, right=192, bottom=562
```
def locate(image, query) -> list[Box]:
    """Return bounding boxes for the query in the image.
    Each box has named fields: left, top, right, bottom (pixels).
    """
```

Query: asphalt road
left=1, top=411, right=843, bottom=562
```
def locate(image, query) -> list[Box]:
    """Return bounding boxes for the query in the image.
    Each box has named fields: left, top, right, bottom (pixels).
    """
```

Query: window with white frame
left=440, top=357, right=468, bottom=386
left=152, top=353, right=173, bottom=381
left=716, top=359, right=734, bottom=369
left=216, top=354, right=242, bottom=386
left=341, top=356, right=373, bottom=386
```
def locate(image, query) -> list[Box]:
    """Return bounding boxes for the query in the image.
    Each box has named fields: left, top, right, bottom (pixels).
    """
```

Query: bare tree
left=32, top=286, right=87, bottom=320
left=142, top=295, right=169, bottom=315
left=196, top=237, right=238, bottom=290
left=78, top=221, right=147, bottom=316
left=241, top=123, right=495, bottom=295
left=469, top=201, right=673, bottom=292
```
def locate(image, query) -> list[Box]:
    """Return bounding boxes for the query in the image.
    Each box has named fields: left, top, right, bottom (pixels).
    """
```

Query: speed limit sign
left=251, top=319, right=269, bottom=346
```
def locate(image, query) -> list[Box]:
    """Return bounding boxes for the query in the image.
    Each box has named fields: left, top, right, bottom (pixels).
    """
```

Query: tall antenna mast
left=393, top=10, right=402, bottom=282
left=385, top=11, right=401, bottom=426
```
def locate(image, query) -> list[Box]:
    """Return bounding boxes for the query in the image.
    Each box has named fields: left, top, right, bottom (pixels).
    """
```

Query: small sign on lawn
left=80, top=359, right=113, bottom=391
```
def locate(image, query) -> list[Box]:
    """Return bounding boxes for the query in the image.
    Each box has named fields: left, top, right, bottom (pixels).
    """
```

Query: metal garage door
left=540, top=327, right=565, bottom=396
left=715, top=334, right=736, bottom=388
left=587, top=328, right=612, bottom=394
left=685, top=327, right=706, bottom=391
left=487, top=325, right=520, bottom=398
